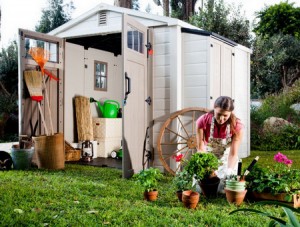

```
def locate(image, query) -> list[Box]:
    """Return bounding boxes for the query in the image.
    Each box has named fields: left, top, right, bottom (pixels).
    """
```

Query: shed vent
left=98, top=12, right=107, bottom=26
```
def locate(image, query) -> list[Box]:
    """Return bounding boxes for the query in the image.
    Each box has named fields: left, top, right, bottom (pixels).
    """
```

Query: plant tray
left=65, top=149, right=81, bottom=162
left=251, top=192, right=300, bottom=208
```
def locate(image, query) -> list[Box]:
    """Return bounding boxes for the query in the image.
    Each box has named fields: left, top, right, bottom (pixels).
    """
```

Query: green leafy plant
left=184, top=152, right=219, bottom=182
left=229, top=201, right=300, bottom=226
left=173, top=169, right=193, bottom=192
left=134, top=167, right=163, bottom=192
left=246, top=152, right=300, bottom=200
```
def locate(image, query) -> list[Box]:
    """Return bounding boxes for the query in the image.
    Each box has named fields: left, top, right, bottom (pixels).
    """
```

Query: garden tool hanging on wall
left=28, top=47, right=59, bottom=136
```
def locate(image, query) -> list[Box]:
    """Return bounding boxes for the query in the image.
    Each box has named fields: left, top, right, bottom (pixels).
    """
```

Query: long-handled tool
left=24, top=70, right=49, bottom=136
left=28, top=47, right=54, bottom=135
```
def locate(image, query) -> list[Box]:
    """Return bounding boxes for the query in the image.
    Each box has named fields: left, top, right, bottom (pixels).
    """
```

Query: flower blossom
left=273, top=152, right=293, bottom=166
left=173, top=153, right=183, bottom=162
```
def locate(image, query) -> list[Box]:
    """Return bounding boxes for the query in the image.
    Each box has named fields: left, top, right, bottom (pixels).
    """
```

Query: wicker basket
left=65, top=141, right=81, bottom=161
left=32, top=133, right=65, bottom=170
left=65, top=149, right=81, bottom=161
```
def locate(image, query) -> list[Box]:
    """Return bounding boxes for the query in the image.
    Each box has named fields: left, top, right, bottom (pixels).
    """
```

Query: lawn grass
left=0, top=150, right=299, bottom=226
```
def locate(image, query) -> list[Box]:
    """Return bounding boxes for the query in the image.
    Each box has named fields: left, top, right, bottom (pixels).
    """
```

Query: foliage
left=251, top=124, right=300, bottom=151
left=0, top=41, right=18, bottom=94
left=170, top=0, right=197, bottom=21
left=251, top=34, right=300, bottom=98
left=132, top=0, right=139, bottom=10
left=173, top=169, right=193, bottom=191
left=246, top=152, right=300, bottom=199
left=184, top=152, right=219, bottom=181
left=134, top=167, right=163, bottom=192
left=190, top=0, right=251, bottom=48
left=0, top=41, right=19, bottom=141
left=253, top=2, right=300, bottom=39
left=35, top=0, right=75, bottom=33
left=230, top=201, right=300, bottom=227
left=250, top=82, right=300, bottom=150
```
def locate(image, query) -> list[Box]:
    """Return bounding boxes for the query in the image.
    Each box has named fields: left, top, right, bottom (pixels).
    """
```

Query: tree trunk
left=163, top=0, right=169, bottom=16
left=114, top=0, right=132, bottom=9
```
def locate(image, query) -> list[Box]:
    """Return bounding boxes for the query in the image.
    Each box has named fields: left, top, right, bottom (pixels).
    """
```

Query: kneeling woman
left=196, top=96, right=243, bottom=181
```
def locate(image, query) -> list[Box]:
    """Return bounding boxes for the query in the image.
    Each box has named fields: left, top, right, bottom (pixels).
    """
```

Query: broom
left=24, top=70, right=49, bottom=136
left=28, top=47, right=54, bottom=135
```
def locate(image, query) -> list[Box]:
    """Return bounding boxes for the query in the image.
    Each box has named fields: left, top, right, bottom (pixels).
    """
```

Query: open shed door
left=18, top=29, right=64, bottom=137
left=122, top=15, right=148, bottom=178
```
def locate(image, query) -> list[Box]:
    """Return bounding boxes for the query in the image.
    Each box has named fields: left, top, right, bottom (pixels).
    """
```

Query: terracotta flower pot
left=182, top=190, right=200, bottom=209
left=176, top=190, right=183, bottom=202
left=225, top=189, right=247, bottom=206
left=144, top=190, right=158, bottom=201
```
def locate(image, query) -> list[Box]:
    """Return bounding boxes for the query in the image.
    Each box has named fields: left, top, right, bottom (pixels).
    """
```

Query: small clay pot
left=225, top=189, right=247, bottom=206
left=182, top=190, right=200, bottom=209
left=144, top=190, right=158, bottom=201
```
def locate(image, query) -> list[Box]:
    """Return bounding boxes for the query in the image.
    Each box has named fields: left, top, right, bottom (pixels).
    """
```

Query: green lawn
left=0, top=150, right=299, bottom=226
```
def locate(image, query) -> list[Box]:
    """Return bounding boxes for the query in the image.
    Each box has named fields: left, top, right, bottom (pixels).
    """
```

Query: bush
left=251, top=81, right=300, bottom=150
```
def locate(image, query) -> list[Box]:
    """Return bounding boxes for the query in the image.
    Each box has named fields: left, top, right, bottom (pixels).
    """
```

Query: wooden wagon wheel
left=157, top=107, right=209, bottom=175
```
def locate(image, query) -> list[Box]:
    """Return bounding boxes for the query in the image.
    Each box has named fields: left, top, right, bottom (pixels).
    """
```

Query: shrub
left=251, top=80, right=300, bottom=150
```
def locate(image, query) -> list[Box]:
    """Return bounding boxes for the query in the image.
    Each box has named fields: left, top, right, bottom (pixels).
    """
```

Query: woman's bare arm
left=227, top=129, right=243, bottom=169
left=196, top=128, right=206, bottom=152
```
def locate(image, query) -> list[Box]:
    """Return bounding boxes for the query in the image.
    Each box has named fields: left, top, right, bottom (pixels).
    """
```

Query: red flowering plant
left=172, top=153, right=193, bottom=192
left=246, top=152, right=300, bottom=201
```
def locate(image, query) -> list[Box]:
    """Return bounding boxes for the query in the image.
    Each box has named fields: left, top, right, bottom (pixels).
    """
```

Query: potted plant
left=184, top=152, right=220, bottom=197
left=134, top=167, right=163, bottom=201
left=173, top=169, right=193, bottom=201
left=246, top=152, right=300, bottom=207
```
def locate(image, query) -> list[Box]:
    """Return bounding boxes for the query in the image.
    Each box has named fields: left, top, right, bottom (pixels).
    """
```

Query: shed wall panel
left=234, top=47, right=251, bottom=158
left=182, top=33, right=209, bottom=109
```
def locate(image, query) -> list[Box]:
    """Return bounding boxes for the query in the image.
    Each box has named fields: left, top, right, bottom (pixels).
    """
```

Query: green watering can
left=90, top=98, right=120, bottom=118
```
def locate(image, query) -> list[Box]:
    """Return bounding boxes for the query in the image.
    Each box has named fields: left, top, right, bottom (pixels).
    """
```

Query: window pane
left=127, top=29, right=133, bottom=49
left=100, top=77, right=106, bottom=89
left=94, top=61, right=107, bottom=91
left=25, top=37, right=58, bottom=63
left=133, top=30, right=139, bottom=52
left=139, top=31, right=143, bottom=54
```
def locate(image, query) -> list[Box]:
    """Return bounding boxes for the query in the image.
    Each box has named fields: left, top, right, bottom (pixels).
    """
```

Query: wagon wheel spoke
left=177, top=116, right=190, bottom=139
left=160, top=142, right=187, bottom=145
left=174, top=147, right=190, bottom=172
left=165, top=127, right=188, bottom=141
left=163, top=145, right=188, bottom=162
left=192, top=111, right=195, bottom=136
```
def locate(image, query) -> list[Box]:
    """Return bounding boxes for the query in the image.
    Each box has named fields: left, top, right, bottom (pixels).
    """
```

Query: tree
left=190, top=0, right=251, bottom=48
left=35, top=0, right=75, bottom=33
left=114, top=0, right=140, bottom=10
left=0, top=41, right=18, bottom=141
left=171, top=0, right=198, bottom=21
left=153, top=0, right=170, bottom=16
left=253, top=2, right=300, bottom=39
left=251, top=34, right=300, bottom=98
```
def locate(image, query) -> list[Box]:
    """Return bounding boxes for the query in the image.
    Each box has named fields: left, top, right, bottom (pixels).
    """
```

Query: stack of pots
left=224, top=179, right=247, bottom=206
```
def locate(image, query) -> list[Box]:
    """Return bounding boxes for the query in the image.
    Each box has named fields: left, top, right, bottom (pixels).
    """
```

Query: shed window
left=127, top=26, right=144, bottom=54
left=94, top=61, right=107, bottom=91
left=24, top=37, right=58, bottom=63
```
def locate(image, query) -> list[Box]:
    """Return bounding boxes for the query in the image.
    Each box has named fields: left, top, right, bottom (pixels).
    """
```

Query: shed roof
left=49, top=3, right=200, bottom=38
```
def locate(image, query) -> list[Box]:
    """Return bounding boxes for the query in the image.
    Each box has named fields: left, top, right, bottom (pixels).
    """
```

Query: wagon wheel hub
left=187, top=136, right=197, bottom=149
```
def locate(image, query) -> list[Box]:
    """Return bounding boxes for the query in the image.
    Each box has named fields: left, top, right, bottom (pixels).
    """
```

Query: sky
left=0, top=0, right=299, bottom=48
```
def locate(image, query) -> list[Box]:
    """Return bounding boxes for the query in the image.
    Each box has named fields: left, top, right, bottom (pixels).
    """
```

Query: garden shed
left=18, top=3, right=251, bottom=178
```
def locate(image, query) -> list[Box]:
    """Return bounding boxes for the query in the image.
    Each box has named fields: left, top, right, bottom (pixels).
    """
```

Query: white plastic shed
left=18, top=3, right=251, bottom=177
